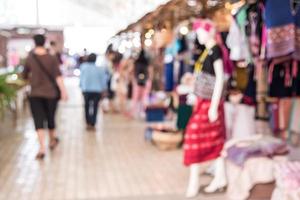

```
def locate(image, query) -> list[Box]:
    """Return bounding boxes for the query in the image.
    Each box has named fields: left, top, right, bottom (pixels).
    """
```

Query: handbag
left=32, top=53, right=61, bottom=99
left=194, top=49, right=216, bottom=99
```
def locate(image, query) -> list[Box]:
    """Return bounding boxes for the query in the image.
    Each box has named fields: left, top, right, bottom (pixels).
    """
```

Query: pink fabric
left=292, top=60, right=298, bottom=78
left=193, top=19, right=214, bottom=32
left=275, top=161, right=300, bottom=190
left=260, top=23, right=267, bottom=59
left=216, top=33, right=234, bottom=75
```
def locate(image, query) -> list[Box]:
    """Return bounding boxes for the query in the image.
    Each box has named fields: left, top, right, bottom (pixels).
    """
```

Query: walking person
left=80, top=53, right=108, bottom=131
left=23, top=34, right=68, bottom=160
left=130, top=49, right=152, bottom=119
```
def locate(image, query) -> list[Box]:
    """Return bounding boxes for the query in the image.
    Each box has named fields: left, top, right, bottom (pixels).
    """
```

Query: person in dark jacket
left=23, top=34, right=68, bottom=160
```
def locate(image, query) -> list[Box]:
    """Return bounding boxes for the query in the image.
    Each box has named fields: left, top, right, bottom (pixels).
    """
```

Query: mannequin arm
left=209, top=59, right=224, bottom=122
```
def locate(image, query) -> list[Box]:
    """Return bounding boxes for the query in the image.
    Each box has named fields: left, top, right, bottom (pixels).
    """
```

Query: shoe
left=200, top=186, right=227, bottom=195
left=35, top=152, right=45, bottom=160
left=50, top=138, right=60, bottom=151
left=86, top=125, right=96, bottom=131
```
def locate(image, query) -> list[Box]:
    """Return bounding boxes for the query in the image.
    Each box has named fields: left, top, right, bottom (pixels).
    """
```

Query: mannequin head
left=193, top=19, right=216, bottom=45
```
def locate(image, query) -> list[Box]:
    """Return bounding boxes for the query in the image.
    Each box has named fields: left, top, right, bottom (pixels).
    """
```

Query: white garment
left=226, top=156, right=288, bottom=200
left=224, top=102, right=256, bottom=139
left=271, top=161, right=300, bottom=200
left=226, top=20, right=251, bottom=61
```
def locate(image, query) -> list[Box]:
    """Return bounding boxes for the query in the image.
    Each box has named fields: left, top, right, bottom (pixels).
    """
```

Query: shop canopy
left=0, top=0, right=169, bottom=32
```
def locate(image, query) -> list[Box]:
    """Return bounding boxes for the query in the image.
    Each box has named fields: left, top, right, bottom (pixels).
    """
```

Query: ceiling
left=0, top=0, right=169, bottom=32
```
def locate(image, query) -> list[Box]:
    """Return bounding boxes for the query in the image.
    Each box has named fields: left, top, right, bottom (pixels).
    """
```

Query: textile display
left=271, top=161, right=300, bottom=200
left=264, top=0, right=295, bottom=58
left=227, top=156, right=288, bottom=200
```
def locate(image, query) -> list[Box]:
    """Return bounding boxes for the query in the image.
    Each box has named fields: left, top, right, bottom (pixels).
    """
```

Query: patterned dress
left=184, top=45, right=226, bottom=166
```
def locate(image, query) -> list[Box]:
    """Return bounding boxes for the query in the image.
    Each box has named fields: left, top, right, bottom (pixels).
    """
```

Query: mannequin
left=184, top=19, right=227, bottom=198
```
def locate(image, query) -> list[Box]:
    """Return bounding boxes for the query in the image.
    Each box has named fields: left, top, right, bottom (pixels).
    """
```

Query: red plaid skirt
left=183, top=98, right=226, bottom=166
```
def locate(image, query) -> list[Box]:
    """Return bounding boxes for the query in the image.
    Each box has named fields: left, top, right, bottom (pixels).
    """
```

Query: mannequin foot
left=203, top=181, right=227, bottom=194
left=185, top=178, right=201, bottom=198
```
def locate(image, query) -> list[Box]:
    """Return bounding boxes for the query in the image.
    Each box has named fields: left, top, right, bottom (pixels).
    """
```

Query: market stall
left=108, top=0, right=300, bottom=199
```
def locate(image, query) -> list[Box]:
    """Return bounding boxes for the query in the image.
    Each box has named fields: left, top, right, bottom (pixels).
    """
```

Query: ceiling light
left=148, top=29, right=155, bottom=35
left=187, top=0, right=197, bottom=7
left=144, top=39, right=152, bottom=47
left=207, top=0, right=219, bottom=7
left=16, top=28, right=31, bottom=35
left=180, top=26, right=189, bottom=35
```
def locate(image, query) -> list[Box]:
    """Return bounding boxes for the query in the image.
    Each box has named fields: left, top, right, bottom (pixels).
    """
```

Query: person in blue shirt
left=80, top=53, right=108, bottom=130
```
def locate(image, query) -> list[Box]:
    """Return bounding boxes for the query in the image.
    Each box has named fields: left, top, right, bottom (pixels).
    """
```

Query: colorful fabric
left=216, top=33, right=234, bottom=75
left=264, top=0, right=296, bottom=58
left=274, top=161, right=300, bottom=190
left=193, top=45, right=223, bottom=99
left=194, top=72, right=216, bottom=99
left=226, top=137, right=289, bottom=167
left=183, top=98, right=226, bottom=166
left=266, top=24, right=295, bottom=58
left=294, top=5, right=300, bottom=60
left=295, top=27, right=300, bottom=60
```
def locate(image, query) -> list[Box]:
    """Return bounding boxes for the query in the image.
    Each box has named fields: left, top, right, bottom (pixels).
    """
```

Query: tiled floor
left=0, top=78, right=225, bottom=200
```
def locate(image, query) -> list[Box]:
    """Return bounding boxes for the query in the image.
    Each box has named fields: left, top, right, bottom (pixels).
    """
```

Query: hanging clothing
left=268, top=60, right=293, bottom=98
left=217, top=32, right=234, bottom=76
left=164, top=61, right=174, bottom=92
left=245, top=2, right=265, bottom=58
left=295, top=5, right=300, bottom=59
left=164, top=40, right=180, bottom=92
left=183, top=98, right=226, bottom=165
left=227, top=18, right=251, bottom=61
left=264, top=0, right=296, bottom=58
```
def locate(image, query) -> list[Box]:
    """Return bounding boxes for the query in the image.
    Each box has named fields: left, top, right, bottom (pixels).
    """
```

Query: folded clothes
left=275, top=161, right=300, bottom=190
left=226, top=137, right=289, bottom=167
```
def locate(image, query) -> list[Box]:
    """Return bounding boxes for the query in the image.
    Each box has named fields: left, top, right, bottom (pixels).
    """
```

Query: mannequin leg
left=204, top=157, right=227, bottom=193
left=186, top=161, right=211, bottom=198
